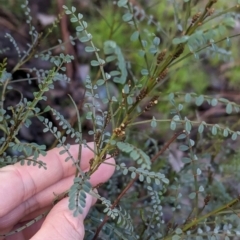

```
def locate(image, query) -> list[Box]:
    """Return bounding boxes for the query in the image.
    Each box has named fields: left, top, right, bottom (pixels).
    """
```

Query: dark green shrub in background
left=1, top=0, right=240, bottom=239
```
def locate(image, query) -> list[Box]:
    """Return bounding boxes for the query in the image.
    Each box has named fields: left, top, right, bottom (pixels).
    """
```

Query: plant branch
left=92, top=131, right=182, bottom=240
left=164, top=196, right=240, bottom=240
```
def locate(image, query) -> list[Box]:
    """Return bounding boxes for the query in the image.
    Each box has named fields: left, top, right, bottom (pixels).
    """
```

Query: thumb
left=31, top=194, right=96, bottom=240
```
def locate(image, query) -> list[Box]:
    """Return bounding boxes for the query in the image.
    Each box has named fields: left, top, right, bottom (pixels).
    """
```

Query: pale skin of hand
left=0, top=142, right=115, bottom=240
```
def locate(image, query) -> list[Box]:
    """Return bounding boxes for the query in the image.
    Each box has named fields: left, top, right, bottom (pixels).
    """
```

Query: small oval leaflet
left=179, top=145, right=189, bottom=151
left=127, top=96, right=133, bottom=105
left=153, top=36, right=160, bottom=46
left=122, top=13, right=133, bottom=22
left=71, top=6, right=76, bottom=13
left=178, top=104, right=183, bottom=111
left=223, top=128, right=229, bottom=137
left=151, top=116, right=157, bottom=128
left=85, top=46, right=95, bottom=52
left=189, top=139, right=195, bottom=147
left=199, top=185, right=204, bottom=192
left=149, top=46, right=158, bottom=54
left=177, top=133, right=186, bottom=140
left=170, top=121, right=176, bottom=130
left=91, top=60, right=100, bottom=66
left=175, top=228, right=182, bottom=234
left=211, top=98, right=218, bottom=106
left=118, top=0, right=128, bottom=7
left=80, top=36, right=91, bottom=43
left=123, top=168, right=128, bottom=175
left=226, top=103, right=233, bottom=114
left=195, top=95, right=204, bottom=106
left=70, top=17, right=78, bottom=23
left=130, top=31, right=139, bottom=41
left=168, top=92, right=175, bottom=101
left=185, top=120, right=192, bottom=133
left=184, top=93, right=192, bottom=103
left=211, top=125, right=217, bottom=136
left=198, top=123, right=204, bottom=134
left=131, top=171, right=136, bottom=179
left=232, top=132, right=238, bottom=140
left=97, top=79, right=105, bottom=86
left=189, top=192, right=196, bottom=199
left=78, top=13, right=83, bottom=20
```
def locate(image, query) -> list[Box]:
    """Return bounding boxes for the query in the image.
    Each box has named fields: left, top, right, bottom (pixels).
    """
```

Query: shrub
left=1, top=0, right=240, bottom=239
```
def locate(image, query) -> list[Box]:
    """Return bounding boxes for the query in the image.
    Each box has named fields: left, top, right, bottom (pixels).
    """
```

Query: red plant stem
left=92, top=130, right=183, bottom=240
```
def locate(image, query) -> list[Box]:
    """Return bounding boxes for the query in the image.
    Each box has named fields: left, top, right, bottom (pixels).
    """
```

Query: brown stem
left=151, top=130, right=184, bottom=163
left=92, top=130, right=183, bottom=240
left=57, top=0, right=75, bottom=81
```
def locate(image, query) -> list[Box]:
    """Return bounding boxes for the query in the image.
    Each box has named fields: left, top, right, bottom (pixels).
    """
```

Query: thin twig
left=92, top=130, right=183, bottom=240
left=57, top=0, right=75, bottom=80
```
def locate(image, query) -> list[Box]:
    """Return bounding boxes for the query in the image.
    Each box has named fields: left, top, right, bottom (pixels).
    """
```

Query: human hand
left=0, top=143, right=115, bottom=240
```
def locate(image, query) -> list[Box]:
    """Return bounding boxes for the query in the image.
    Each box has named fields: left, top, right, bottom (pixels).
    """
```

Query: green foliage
left=2, top=0, right=240, bottom=239
left=69, top=175, right=92, bottom=217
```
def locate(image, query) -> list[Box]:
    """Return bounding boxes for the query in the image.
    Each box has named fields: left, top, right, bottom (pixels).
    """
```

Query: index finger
left=0, top=143, right=95, bottom=217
